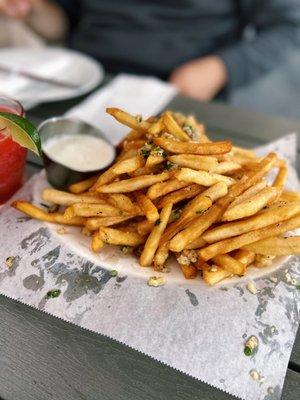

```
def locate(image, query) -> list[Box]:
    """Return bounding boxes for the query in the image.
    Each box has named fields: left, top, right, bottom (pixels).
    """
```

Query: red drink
left=0, top=97, right=27, bottom=204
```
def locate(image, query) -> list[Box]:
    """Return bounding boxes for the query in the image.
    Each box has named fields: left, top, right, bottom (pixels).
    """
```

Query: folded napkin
left=66, top=73, right=178, bottom=145
left=0, top=133, right=299, bottom=400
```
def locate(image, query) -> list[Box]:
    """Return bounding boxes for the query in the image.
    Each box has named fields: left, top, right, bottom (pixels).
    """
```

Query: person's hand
left=170, top=56, right=228, bottom=101
left=0, top=0, right=34, bottom=19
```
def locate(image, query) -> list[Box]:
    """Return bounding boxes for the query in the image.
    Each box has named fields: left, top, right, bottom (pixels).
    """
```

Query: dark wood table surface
left=0, top=82, right=300, bottom=400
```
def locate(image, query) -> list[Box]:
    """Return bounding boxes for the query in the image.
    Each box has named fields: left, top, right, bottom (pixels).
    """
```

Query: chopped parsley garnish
left=155, top=219, right=161, bottom=226
left=110, top=269, right=118, bottom=277
left=46, top=289, right=61, bottom=298
left=139, top=142, right=152, bottom=159
left=296, top=284, right=300, bottom=290
left=172, top=208, right=182, bottom=220
left=244, top=346, right=252, bottom=356
left=165, top=161, right=176, bottom=170
left=140, top=148, right=151, bottom=158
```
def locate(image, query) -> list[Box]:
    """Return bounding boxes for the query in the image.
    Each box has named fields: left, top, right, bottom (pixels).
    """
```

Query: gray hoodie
left=56, top=0, right=300, bottom=91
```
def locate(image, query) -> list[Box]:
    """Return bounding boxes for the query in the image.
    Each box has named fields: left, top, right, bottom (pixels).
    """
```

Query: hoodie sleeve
left=216, top=0, right=300, bottom=90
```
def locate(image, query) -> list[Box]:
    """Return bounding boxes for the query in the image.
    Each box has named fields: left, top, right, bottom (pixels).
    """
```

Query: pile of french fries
left=12, top=108, right=300, bottom=285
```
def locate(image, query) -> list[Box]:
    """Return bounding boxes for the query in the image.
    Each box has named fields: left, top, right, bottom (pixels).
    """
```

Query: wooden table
left=0, top=88, right=299, bottom=400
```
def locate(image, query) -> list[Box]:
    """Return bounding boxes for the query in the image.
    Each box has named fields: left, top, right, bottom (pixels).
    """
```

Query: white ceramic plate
left=33, top=172, right=290, bottom=287
left=0, top=47, right=103, bottom=108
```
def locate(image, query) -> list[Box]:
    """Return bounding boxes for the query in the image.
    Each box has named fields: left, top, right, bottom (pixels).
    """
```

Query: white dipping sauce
left=43, top=134, right=115, bottom=172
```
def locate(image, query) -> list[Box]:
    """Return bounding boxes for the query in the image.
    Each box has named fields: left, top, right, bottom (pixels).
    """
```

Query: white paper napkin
left=0, top=134, right=299, bottom=400
left=66, top=74, right=178, bottom=145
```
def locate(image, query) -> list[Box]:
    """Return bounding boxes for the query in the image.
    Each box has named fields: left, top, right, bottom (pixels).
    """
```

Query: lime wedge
left=0, top=112, right=42, bottom=156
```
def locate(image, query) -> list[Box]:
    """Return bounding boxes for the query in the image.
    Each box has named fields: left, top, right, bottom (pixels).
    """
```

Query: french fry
left=154, top=137, right=232, bottom=155
left=140, top=202, right=172, bottom=266
left=162, top=182, right=226, bottom=245
left=99, top=227, right=144, bottom=246
left=111, top=155, right=144, bottom=174
left=175, top=168, right=235, bottom=187
left=212, top=161, right=241, bottom=175
left=106, top=107, right=150, bottom=132
left=185, top=236, right=207, bottom=250
left=148, top=117, right=164, bottom=136
left=273, top=164, right=288, bottom=189
left=157, top=184, right=203, bottom=208
left=270, top=164, right=288, bottom=203
left=68, top=203, right=123, bottom=218
left=202, top=265, right=231, bottom=285
left=226, top=153, right=277, bottom=200
left=168, top=154, right=218, bottom=170
left=42, top=188, right=106, bottom=206
left=228, top=180, right=267, bottom=209
left=199, top=213, right=300, bottom=261
left=232, top=146, right=256, bottom=159
left=105, top=193, right=137, bottom=214
left=203, top=202, right=300, bottom=243
left=221, top=187, right=279, bottom=221
left=136, top=193, right=159, bottom=223
left=243, top=236, right=300, bottom=255
left=279, top=191, right=300, bottom=203
left=123, top=140, right=146, bottom=151
left=234, top=249, right=255, bottom=266
left=178, top=262, right=198, bottom=279
left=162, top=111, right=190, bottom=141
left=168, top=203, right=220, bottom=252
left=212, top=254, right=245, bottom=276
left=116, top=147, right=138, bottom=162
left=137, top=219, right=155, bottom=236
left=91, top=231, right=105, bottom=252
left=85, top=214, right=138, bottom=231
left=12, top=201, right=85, bottom=226
left=145, top=154, right=166, bottom=168
left=91, top=167, right=117, bottom=190
left=69, top=175, right=99, bottom=194
left=153, top=243, right=169, bottom=271
left=147, top=178, right=189, bottom=200
left=97, top=171, right=171, bottom=193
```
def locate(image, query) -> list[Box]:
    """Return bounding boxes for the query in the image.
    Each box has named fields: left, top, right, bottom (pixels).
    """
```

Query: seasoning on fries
left=12, top=107, right=300, bottom=286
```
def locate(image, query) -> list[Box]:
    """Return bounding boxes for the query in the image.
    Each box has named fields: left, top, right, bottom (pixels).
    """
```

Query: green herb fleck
left=46, top=289, right=61, bottom=298
left=110, top=269, right=118, bottom=277
left=165, top=161, right=175, bottom=170
left=296, top=284, right=300, bottom=290
left=140, top=148, right=151, bottom=159
left=172, top=208, right=182, bottom=220
left=155, top=219, right=161, bottom=226
left=244, top=346, right=252, bottom=356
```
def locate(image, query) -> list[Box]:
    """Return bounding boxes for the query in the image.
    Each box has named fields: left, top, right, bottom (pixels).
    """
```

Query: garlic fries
left=12, top=107, right=300, bottom=285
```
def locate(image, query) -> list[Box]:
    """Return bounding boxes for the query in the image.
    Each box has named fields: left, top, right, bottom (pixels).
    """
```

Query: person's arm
left=216, top=0, right=300, bottom=91
left=26, top=0, right=69, bottom=41
left=0, top=0, right=68, bottom=41
left=170, top=0, right=300, bottom=101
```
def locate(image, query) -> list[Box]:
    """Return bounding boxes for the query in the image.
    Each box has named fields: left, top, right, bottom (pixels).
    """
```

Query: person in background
left=1, top=0, right=300, bottom=101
